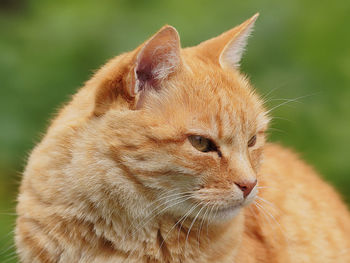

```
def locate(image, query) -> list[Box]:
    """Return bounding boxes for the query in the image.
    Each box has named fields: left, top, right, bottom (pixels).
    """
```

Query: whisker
left=0, top=242, right=16, bottom=258
left=267, top=127, right=287, bottom=134
left=269, top=116, right=293, bottom=123
left=213, top=205, right=220, bottom=219
left=256, top=185, right=279, bottom=191
left=255, top=201, right=289, bottom=246
left=177, top=203, right=201, bottom=250
left=156, top=203, right=203, bottom=258
left=124, top=193, right=194, bottom=262
left=0, top=212, right=16, bottom=216
left=248, top=205, right=258, bottom=218
left=144, top=190, right=191, bottom=211
left=0, top=229, right=16, bottom=260
left=126, top=192, right=194, bottom=239
left=185, top=204, right=206, bottom=249
left=268, top=98, right=303, bottom=103
left=260, top=87, right=282, bottom=103
left=266, top=93, right=318, bottom=115
left=253, top=202, right=281, bottom=246
left=2, top=251, right=18, bottom=263
left=196, top=204, right=210, bottom=249
left=256, top=196, right=278, bottom=212
left=205, top=204, right=216, bottom=236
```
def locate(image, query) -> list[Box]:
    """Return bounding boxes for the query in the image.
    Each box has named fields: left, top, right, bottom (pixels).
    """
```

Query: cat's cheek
left=249, top=147, right=263, bottom=171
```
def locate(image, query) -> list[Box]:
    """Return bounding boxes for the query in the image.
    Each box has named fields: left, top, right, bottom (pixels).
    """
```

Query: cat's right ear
left=93, top=25, right=181, bottom=115
left=133, top=26, right=181, bottom=97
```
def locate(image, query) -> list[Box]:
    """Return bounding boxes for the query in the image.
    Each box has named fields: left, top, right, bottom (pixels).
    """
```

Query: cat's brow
left=146, top=134, right=188, bottom=144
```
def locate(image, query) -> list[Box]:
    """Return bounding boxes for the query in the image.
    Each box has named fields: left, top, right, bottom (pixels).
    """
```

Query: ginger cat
left=16, top=14, right=350, bottom=262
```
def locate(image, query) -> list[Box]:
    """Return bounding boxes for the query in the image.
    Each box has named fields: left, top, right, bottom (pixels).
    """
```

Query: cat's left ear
left=195, top=13, right=258, bottom=69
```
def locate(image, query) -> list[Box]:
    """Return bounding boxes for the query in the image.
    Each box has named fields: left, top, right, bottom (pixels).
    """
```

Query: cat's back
left=239, top=143, right=350, bottom=262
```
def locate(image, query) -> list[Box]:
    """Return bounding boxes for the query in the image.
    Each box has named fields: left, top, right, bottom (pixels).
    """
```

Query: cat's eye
left=248, top=135, right=257, bottom=147
left=188, top=135, right=220, bottom=155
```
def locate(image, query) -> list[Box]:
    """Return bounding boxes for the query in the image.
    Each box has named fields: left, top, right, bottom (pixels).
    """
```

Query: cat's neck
left=54, top=199, right=245, bottom=262
left=94, top=208, right=245, bottom=262
left=156, top=213, right=244, bottom=262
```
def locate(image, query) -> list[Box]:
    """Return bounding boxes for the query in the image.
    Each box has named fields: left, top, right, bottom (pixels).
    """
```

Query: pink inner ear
left=134, top=26, right=181, bottom=94
left=136, top=52, right=159, bottom=91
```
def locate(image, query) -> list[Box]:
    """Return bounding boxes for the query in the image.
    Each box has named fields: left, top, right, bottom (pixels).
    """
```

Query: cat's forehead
left=180, top=59, right=260, bottom=113
left=189, top=73, right=262, bottom=131
left=150, top=60, right=268, bottom=140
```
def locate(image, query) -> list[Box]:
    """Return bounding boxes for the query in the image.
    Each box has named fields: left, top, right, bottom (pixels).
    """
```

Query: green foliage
left=0, top=0, right=349, bottom=261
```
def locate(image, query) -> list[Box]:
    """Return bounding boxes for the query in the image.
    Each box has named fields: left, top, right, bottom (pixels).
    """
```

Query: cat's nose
left=235, top=180, right=257, bottom=198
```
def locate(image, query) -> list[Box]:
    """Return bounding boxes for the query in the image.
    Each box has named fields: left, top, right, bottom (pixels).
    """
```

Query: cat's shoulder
left=261, top=142, right=349, bottom=213
left=261, top=142, right=336, bottom=194
left=262, top=142, right=315, bottom=176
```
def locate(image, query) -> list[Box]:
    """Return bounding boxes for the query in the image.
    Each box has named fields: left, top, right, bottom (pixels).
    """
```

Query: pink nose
left=235, top=180, right=257, bottom=198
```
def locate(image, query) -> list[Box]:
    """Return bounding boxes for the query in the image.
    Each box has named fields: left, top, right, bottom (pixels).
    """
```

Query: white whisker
left=205, top=204, right=217, bottom=236
left=266, top=93, right=317, bottom=115
left=197, top=204, right=210, bottom=249
left=156, top=203, right=204, bottom=258
left=177, top=203, right=200, bottom=250
left=256, top=196, right=278, bottom=212
left=123, top=191, right=194, bottom=262
left=185, top=204, right=206, bottom=249
left=254, top=201, right=290, bottom=247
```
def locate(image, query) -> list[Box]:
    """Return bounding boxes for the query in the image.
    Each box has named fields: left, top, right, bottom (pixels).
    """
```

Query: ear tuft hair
left=193, top=13, right=259, bottom=69
left=219, top=13, right=259, bottom=68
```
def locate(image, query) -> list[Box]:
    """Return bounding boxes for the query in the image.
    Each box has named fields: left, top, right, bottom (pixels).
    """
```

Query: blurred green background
left=1, top=0, right=349, bottom=261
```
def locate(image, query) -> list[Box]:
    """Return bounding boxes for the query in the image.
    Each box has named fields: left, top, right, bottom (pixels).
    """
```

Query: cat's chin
left=210, top=195, right=257, bottom=222
left=213, top=204, right=242, bottom=222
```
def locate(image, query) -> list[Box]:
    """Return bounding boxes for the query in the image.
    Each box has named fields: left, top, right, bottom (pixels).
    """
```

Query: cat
left=15, top=13, right=350, bottom=263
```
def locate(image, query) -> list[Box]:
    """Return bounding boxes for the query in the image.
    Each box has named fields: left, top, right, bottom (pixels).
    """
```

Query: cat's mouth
left=169, top=187, right=258, bottom=222
left=198, top=193, right=257, bottom=221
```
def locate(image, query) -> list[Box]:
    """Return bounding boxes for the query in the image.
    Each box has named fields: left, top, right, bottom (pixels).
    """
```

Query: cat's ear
left=93, top=25, right=181, bottom=116
left=132, top=25, right=181, bottom=97
left=196, top=13, right=258, bottom=69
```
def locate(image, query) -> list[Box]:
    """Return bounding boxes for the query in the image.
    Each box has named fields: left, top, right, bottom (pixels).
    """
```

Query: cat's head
left=80, top=13, right=269, bottom=222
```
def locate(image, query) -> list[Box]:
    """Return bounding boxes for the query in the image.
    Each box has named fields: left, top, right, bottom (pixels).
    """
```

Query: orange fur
left=16, top=14, right=350, bottom=263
